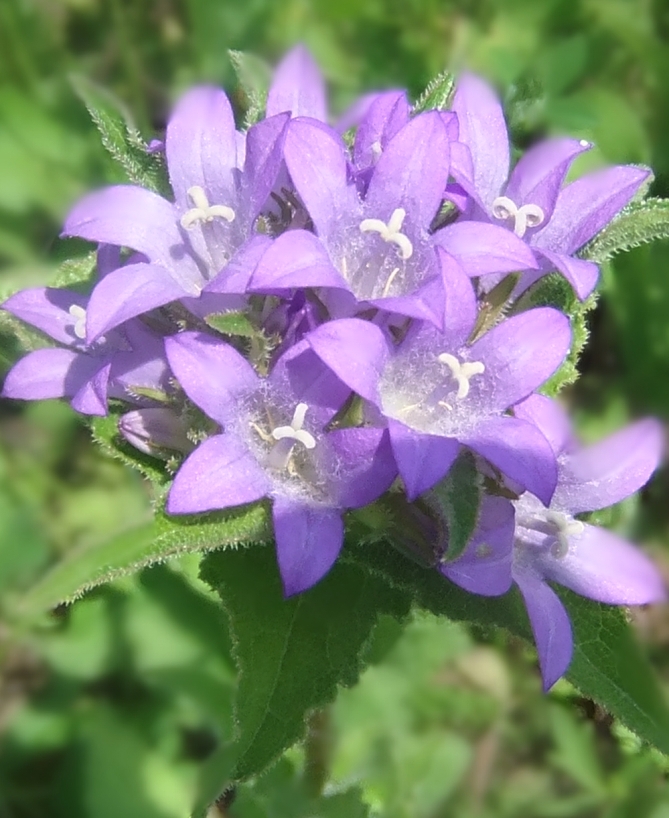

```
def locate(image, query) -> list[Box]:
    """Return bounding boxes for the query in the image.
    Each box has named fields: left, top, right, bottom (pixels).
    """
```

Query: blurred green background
left=2, top=0, right=669, bottom=816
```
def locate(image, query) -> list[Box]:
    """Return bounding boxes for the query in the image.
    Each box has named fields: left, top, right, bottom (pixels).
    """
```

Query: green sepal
left=71, top=74, right=170, bottom=196
left=49, top=251, right=98, bottom=290
left=469, top=272, right=520, bottom=343
left=348, top=542, right=669, bottom=757
left=229, top=50, right=272, bottom=128
left=201, top=544, right=411, bottom=783
left=581, top=196, right=669, bottom=263
left=412, top=70, right=456, bottom=113
left=90, top=413, right=172, bottom=488
left=205, top=311, right=258, bottom=339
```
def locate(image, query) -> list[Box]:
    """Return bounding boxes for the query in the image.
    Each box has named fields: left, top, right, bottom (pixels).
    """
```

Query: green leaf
left=201, top=544, right=411, bottom=782
left=71, top=74, right=170, bottom=195
left=229, top=50, right=272, bottom=127
left=412, top=71, right=456, bottom=113
left=348, top=542, right=669, bottom=756
left=15, top=504, right=271, bottom=618
left=90, top=413, right=172, bottom=487
left=581, top=197, right=669, bottom=263
left=49, top=251, right=98, bottom=290
left=431, top=451, right=482, bottom=564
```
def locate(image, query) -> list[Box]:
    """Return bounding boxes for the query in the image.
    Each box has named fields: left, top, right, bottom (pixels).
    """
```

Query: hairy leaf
left=71, top=75, right=170, bottom=195
left=15, top=504, right=271, bottom=618
left=432, top=451, right=482, bottom=564
left=229, top=50, right=272, bottom=128
left=412, top=71, right=456, bottom=113
left=581, top=198, right=669, bottom=263
left=201, top=544, right=411, bottom=782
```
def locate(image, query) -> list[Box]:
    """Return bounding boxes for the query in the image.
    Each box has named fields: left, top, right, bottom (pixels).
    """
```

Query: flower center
left=267, top=402, right=316, bottom=471
left=437, top=353, right=485, bottom=400
left=491, top=196, right=545, bottom=238
left=180, top=185, right=236, bottom=230
left=68, top=304, right=87, bottom=340
left=359, top=207, right=414, bottom=260
left=516, top=508, right=584, bottom=559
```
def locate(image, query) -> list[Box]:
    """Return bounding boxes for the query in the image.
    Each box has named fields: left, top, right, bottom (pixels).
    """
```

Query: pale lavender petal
left=532, top=165, right=651, bottom=254
left=167, top=434, right=270, bottom=514
left=464, top=416, right=557, bottom=505
left=513, top=394, right=572, bottom=457
left=533, top=248, right=600, bottom=300
left=439, top=248, right=477, bottom=338
left=2, top=287, right=86, bottom=345
left=305, top=318, right=389, bottom=404
left=514, top=567, right=573, bottom=690
left=269, top=341, right=350, bottom=426
left=452, top=73, right=510, bottom=208
left=71, top=361, right=111, bottom=415
left=555, top=418, right=664, bottom=514
left=273, top=497, right=344, bottom=596
left=248, top=230, right=347, bottom=292
left=165, top=332, right=259, bottom=425
left=369, top=275, right=446, bottom=329
left=206, top=234, right=273, bottom=294
left=2, top=349, right=100, bottom=401
left=267, top=45, right=327, bottom=121
left=441, top=112, right=459, bottom=141
left=450, top=143, right=476, bottom=200
left=165, top=86, right=237, bottom=207
left=283, top=118, right=359, bottom=237
left=96, top=244, right=123, bottom=277
left=334, top=92, right=379, bottom=133
left=85, top=263, right=186, bottom=343
left=111, top=321, right=171, bottom=396
left=470, top=307, right=571, bottom=411
left=328, top=427, right=398, bottom=508
left=244, top=113, right=290, bottom=219
left=388, top=420, right=460, bottom=500
left=433, top=221, right=538, bottom=277
left=365, top=111, right=450, bottom=232
left=354, top=90, right=410, bottom=169
left=505, top=138, right=591, bottom=219
left=538, top=523, right=666, bottom=605
left=62, top=186, right=192, bottom=275
left=441, top=495, right=514, bottom=595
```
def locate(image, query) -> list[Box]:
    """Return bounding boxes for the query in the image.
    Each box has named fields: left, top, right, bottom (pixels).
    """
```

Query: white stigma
left=271, top=402, right=316, bottom=450
left=545, top=510, right=584, bottom=558
left=359, top=207, right=414, bottom=260
left=68, top=304, right=87, bottom=340
left=491, top=195, right=545, bottom=238
left=437, top=353, right=485, bottom=399
left=180, top=185, right=236, bottom=229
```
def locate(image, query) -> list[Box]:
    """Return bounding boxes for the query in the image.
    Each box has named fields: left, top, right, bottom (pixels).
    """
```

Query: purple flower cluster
left=2, top=46, right=664, bottom=687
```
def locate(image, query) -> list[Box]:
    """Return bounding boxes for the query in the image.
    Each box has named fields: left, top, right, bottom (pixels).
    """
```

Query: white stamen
left=382, top=267, right=401, bottom=297
left=68, top=304, right=87, bottom=340
left=271, top=402, right=316, bottom=450
left=579, top=139, right=591, bottom=148
left=370, top=140, right=383, bottom=159
left=546, top=510, right=583, bottom=558
left=437, top=353, right=485, bottom=399
left=359, top=207, right=414, bottom=260
left=491, top=195, right=545, bottom=238
left=180, top=185, right=236, bottom=229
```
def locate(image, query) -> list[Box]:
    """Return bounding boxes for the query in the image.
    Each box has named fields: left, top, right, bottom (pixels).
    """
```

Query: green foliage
left=70, top=75, right=170, bottom=196
left=201, top=544, right=411, bottom=783
left=348, top=542, right=669, bottom=757
left=205, top=310, right=259, bottom=338
left=431, top=451, right=482, bottom=564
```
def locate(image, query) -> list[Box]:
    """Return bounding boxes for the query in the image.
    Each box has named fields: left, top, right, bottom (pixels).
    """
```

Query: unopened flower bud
left=119, top=408, right=193, bottom=458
